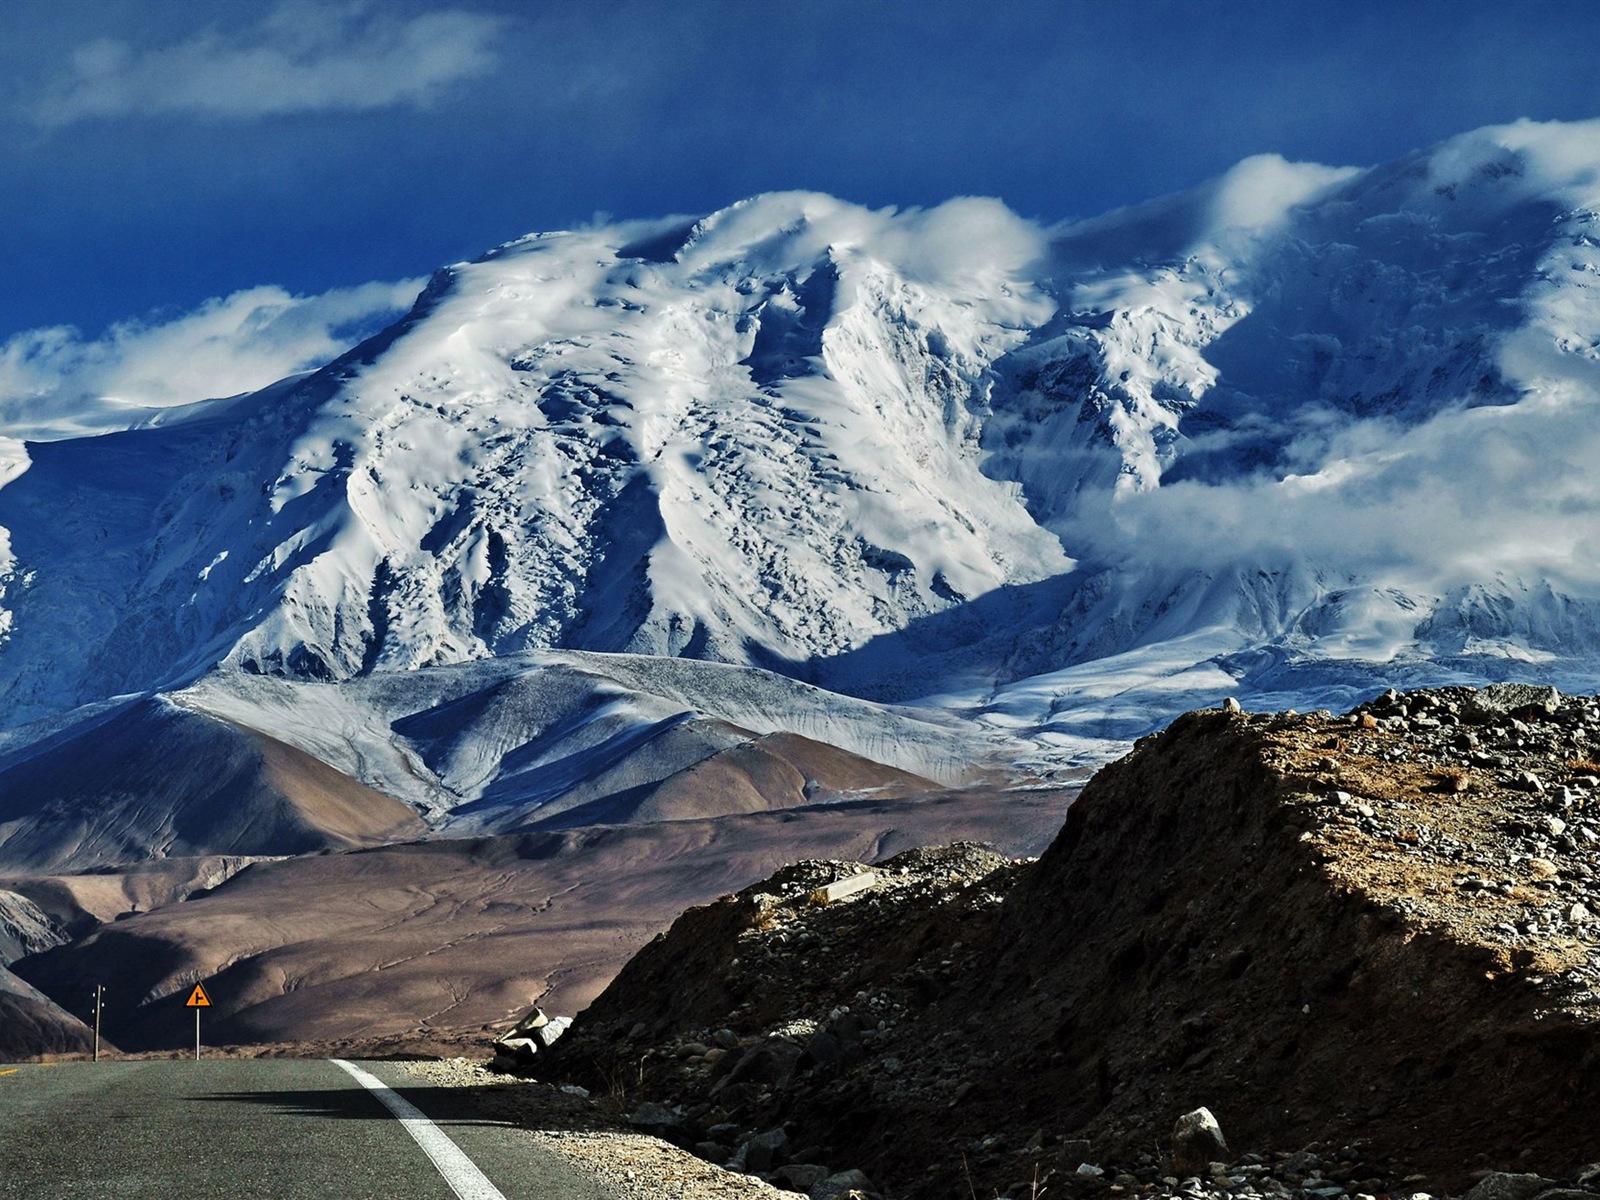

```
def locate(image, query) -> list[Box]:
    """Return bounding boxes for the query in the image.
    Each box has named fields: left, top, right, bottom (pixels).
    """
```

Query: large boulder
left=1464, top=683, right=1562, bottom=722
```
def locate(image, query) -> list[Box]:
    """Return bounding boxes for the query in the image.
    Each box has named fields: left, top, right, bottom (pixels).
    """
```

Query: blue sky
left=3, top=0, right=1599, bottom=410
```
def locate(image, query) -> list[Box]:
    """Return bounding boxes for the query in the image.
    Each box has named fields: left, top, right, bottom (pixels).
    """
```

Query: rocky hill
left=538, top=685, right=1600, bottom=1199
left=0, top=966, right=98, bottom=1060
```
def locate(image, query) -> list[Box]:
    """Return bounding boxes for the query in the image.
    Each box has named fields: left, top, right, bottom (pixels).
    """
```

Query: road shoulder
left=394, top=1058, right=798, bottom=1200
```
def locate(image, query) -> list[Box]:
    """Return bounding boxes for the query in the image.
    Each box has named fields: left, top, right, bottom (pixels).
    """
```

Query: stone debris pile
left=492, top=1006, right=573, bottom=1070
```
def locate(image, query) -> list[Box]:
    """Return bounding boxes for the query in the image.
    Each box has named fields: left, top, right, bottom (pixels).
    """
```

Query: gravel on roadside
left=401, top=1058, right=800, bottom=1200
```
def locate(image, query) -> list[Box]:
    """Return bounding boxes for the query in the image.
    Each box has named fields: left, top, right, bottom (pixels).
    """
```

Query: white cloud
left=1204, top=154, right=1359, bottom=238
left=0, top=278, right=424, bottom=438
left=33, top=3, right=506, bottom=125
left=877, top=196, right=1050, bottom=283
left=1069, top=388, right=1600, bottom=599
left=681, top=192, right=1051, bottom=287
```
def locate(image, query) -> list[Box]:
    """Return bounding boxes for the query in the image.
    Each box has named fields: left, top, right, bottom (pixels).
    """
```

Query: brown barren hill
left=0, top=887, right=104, bottom=1059
left=2, top=855, right=274, bottom=939
left=525, top=730, right=938, bottom=829
left=12, top=784, right=1074, bottom=1055
left=544, top=689, right=1600, bottom=1198
left=0, top=698, right=425, bottom=872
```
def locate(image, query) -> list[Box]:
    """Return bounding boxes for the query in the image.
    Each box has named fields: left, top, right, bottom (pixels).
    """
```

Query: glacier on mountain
left=3, top=117, right=1600, bottom=784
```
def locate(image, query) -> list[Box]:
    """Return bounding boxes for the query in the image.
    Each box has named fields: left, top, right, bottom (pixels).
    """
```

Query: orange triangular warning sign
left=185, top=983, right=212, bottom=1008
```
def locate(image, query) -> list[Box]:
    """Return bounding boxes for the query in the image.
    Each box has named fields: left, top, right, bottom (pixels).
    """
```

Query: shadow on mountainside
left=807, top=572, right=1087, bottom=702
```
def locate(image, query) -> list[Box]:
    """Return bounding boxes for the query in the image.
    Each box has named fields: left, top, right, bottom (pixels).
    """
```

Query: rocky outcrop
left=538, top=688, right=1600, bottom=1199
left=969, top=690, right=1600, bottom=1178
left=0, top=889, right=67, bottom=965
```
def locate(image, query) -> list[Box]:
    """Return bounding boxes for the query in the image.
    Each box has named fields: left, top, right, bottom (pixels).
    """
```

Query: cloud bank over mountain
left=1055, top=119, right=1600, bottom=601
left=0, top=277, right=423, bottom=438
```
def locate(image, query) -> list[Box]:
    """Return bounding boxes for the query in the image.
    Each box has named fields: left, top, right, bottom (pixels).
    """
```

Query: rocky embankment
left=534, top=685, right=1600, bottom=1200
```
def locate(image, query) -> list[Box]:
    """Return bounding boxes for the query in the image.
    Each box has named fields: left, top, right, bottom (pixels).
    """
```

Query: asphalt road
left=0, top=1058, right=619, bottom=1199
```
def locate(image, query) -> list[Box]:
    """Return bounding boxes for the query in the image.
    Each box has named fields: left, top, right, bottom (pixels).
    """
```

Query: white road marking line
left=331, top=1058, right=508, bottom=1200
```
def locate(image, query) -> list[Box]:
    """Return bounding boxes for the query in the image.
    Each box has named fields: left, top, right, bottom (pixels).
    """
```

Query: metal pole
left=195, top=1007, right=200, bottom=1062
left=92, top=986, right=103, bottom=1063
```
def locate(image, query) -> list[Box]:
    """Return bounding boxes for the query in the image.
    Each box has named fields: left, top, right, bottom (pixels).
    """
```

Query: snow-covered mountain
left=0, top=192, right=1069, bottom=724
left=3, top=117, right=1600, bottom=800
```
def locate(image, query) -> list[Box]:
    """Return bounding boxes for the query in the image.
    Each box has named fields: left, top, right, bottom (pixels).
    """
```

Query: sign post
left=185, top=982, right=212, bottom=1061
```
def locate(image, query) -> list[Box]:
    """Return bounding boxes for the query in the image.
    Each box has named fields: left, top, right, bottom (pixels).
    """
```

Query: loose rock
left=1171, top=1107, right=1228, bottom=1176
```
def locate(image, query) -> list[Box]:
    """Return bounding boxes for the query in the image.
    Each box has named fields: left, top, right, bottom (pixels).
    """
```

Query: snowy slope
left=3, top=119, right=1600, bottom=792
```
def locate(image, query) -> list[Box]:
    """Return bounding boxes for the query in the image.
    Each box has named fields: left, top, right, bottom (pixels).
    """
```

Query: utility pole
left=91, top=985, right=104, bottom=1063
